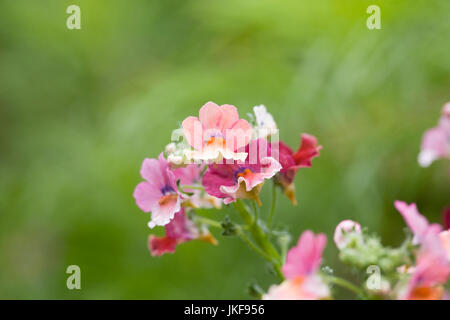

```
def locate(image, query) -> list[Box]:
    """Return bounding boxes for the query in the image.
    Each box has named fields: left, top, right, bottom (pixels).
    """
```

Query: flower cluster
left=133, top=101, right=449, bottom=299
left=134, top=102, right=320, bottom=256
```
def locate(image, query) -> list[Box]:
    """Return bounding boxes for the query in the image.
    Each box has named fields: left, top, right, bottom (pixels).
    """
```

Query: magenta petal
left=133, top=182, right=161, bottom=212
left=282, top=231, right=327, bottom=279
left=202, top=165, right=235, bottom=199
left=292, top=134, right=322, bottom=167
left=165, top=209, right=198, bottom=241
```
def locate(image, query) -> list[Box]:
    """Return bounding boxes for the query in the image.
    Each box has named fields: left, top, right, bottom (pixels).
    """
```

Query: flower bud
left=334, top=220, right=361, bottom=249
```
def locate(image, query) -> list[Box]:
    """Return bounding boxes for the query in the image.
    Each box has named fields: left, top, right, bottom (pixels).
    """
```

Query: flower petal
left=133, top=182, right=161, bottom=212
left=292, top=134, right=322, bottom=167
left=394, top=201, right=432, bottom=240
left=199, top=101, right=222, bottom=129
left=148, top=235, right=177, bottom=256
left=218, top=104, right=239, bottom=131
left=282, top=231, right=327, bottom=279
left=182, top=116, right=203, bottom=150
left=148, top=196, right=181, bottom=228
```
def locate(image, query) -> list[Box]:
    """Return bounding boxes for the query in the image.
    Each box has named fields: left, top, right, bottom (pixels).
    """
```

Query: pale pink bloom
left=202, top=139, right=281, bottom=205
left=133, top=153, right=181, bottom=228
left=333, top=220, right=362, bottom=249
left=264, top=231, right=330, bottom=300
left=418, top=102, right=450, bottom=167
left=394, top=201, right=442, bottom=244
left=148, top=209, right=217, bottom=256
left=263, top=275, right=330, bottom=300
left=394, top=201, right=450, bottom=300
left=401, top=230, right=450, bottom=300
left=182, top=102, right=252, bottom=162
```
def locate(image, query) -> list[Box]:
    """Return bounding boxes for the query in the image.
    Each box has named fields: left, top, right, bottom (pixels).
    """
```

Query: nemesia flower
left=133, top=153, right=182, bottom=228
left=334, top=220, right=362, bottom=249
left=202, top=138, right=282, bottom=205
left=273, top=134, right=322, bottom=205
left=418, top=102, right=450, bottom=167
left=253, top=105, right=278, bottom=138
left=401, top=231, right=450, bottom=300
left=263, top=231, right=330, bottom=300
left=182, top=101, right=252, bottom=163
left=148, top=209, right=217, bottom=256
left=394, top=201, right=450, bottom=300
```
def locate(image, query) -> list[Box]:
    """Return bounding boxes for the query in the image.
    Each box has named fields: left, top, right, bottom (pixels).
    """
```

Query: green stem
left=267, top=181, right=277, bottom=229
left=233, top=200, right=284, bottom=281
left=194, top=216, right=222, bottom=229
left=237, top=228, right=273, bottom=262
left=251, top=200, right=259, bottom=224
left=325, top=275, right=362, bottom=296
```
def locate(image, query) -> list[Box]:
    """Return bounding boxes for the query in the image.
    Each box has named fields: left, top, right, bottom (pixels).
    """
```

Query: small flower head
left=333, top=220, right=362, bottom=250
left=182, top=102, right=252, bottom=163
left=133, top=153, right=181, bottom=228
left=202, top=138, right=281, bottom=204
left=418, top=102, right=450, bottom=167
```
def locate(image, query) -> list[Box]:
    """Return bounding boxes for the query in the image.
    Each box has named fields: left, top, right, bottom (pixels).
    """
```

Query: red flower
left=273, top=134, right=322, bottom=205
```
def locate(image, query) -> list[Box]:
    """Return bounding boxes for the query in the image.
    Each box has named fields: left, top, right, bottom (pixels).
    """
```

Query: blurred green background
left=0, top=0, right=449, bottom=299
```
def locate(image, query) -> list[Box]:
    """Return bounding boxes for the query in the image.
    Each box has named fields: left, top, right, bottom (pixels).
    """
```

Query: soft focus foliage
left=0, top=0, right=449, bottom=298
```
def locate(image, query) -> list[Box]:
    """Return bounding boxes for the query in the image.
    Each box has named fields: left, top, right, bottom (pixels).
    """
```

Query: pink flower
left=402, top=230, right=450, bottom=300
left=333, top=220, right=362, bottom=250
left=202, top=139, right=281, bottom=205
left=263, top=231, right=330, bottom=300
left=148, top=209, right=217, bottom=256
left=273, top=134, right=322, bottom=205
left=394, top=201, right=450, bottom=299
left=182, top=102, right=252, bottom=162
left=394, top=201, right=442, bottom=244
left=133, top=153, right=181, bottom=228
left=418, top=102, right=450, bottom=167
